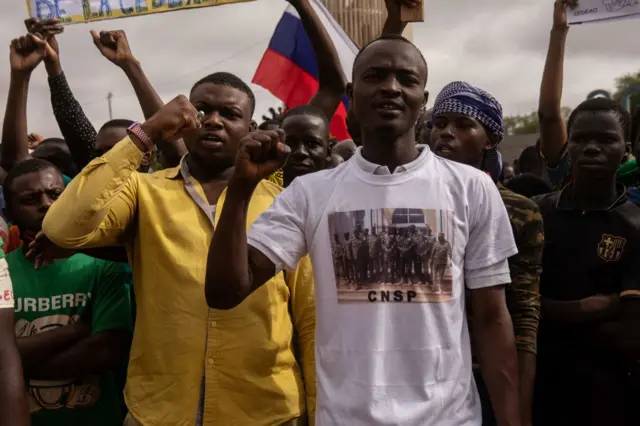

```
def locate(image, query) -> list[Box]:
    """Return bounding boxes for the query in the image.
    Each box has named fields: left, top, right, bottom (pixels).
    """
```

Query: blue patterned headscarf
left=432, top=81, right=504, bottom=140
left=431, top=82, right=505, bottom=181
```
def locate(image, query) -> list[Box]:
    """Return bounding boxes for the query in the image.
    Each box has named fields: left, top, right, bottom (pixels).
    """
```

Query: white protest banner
left=26, top=0, right=255, bottom=25
left=568, top=0, right=640, bottom=24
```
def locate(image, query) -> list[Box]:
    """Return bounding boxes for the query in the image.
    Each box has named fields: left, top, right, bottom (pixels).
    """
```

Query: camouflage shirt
left=499, top=184, right=544, bottom=354
left=469, top=185, right=544, bottom=357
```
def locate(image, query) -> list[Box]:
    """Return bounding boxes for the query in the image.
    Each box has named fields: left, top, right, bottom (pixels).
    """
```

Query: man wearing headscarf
left=430, top=81, right=544, bottom=426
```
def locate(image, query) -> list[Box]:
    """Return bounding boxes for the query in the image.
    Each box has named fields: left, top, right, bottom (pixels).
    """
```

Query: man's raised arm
left=43, top=96, right=199, bottom=249
left=205, top=130, right=301, bottom=310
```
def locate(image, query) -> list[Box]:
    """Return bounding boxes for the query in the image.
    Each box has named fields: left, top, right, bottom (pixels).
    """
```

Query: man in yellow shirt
left=41, top=74, right=315, bottom=426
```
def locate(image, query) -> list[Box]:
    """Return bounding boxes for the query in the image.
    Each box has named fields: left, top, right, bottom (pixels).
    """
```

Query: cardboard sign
left=400, top=1, right=424, bottom=22
left=568, top=0, right=640, bottom=24
left=26, top=0, right=256, bottom=25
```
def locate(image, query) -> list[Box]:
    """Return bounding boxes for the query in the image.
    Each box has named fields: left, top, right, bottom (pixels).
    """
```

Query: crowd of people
left=0, top=0, right=638, bottom=425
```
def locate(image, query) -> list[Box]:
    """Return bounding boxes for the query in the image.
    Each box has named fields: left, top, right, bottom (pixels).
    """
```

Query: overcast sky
left=1, top=0, right=639, bottom=137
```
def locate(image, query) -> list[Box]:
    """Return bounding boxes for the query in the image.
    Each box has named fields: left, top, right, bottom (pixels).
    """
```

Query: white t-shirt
left=0, top=258, right=14, bottom=309
left=248, top=146, right=518, bottom=426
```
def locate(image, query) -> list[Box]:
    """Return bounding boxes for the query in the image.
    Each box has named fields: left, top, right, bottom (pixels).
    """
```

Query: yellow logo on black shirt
left=597, top=234, right=626, bottom=262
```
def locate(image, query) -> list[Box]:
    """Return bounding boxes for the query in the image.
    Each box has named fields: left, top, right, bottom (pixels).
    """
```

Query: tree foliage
left=504, top=108, right=571, bottom=136
left=612, top=72, right=640, bottom=113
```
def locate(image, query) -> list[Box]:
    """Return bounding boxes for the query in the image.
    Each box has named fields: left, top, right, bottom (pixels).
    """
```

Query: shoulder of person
left=254, top=178, right=284, bottom=197
left=432, top=154, right=488, bottom=181
left=66, top=253, right=124, bottom=273
left=531, top=190, right=560, bottom=213
left=432, top=155, right=499, bottom=196
left=612, top=199, right=640, bottom=233
left=141, top=166, right=176, bottom=182
left=498, top=185, right=542, bottom=222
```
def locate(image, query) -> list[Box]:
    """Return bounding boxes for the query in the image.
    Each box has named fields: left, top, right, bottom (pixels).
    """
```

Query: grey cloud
left=0, top=0, right=639, bottom=138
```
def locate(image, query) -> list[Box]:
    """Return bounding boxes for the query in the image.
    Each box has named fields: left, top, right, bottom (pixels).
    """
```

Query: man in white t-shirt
left=205, top=34, right=521, bottom=426
left=0, top=246, right=30, bottom=425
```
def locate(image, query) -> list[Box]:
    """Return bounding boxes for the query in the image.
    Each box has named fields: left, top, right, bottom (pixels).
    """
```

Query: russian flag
left=252, top=0, right=358, bottom=140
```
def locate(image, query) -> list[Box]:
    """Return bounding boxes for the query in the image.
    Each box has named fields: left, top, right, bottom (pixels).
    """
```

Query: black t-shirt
left=534, top=186, right=640, bottom=344
left=535, top=187, right=640, bottom=300
left=533, top=185, right=640, bottom=426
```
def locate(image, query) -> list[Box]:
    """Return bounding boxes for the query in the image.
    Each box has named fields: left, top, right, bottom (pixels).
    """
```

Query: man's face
left=348, top=39, right=427, bottom=140
left=568, top=110, right=625, bottom=178
left=185, top=82, right=253, bottom=170
left=8, top=168, right=64, bottom=239
left=431, top=113, right=491, bottom=167
left=438, top=232, right=445, bottom=243
left=281, top=114, right=329, bottom=180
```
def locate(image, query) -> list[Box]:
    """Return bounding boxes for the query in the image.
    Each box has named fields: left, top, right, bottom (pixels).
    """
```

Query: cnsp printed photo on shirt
left=328, top=208, right=454, bottom=304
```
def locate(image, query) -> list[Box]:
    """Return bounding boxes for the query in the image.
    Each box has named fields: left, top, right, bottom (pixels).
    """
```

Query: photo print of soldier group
left=329, top=208, right=454, bottom=304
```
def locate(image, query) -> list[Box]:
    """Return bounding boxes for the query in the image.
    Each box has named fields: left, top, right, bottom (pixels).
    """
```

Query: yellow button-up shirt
left=43, top=137, right=316, bottom=426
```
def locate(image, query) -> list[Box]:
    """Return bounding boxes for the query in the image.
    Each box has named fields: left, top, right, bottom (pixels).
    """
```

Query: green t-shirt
left=8, top=250, right=132, bottom=426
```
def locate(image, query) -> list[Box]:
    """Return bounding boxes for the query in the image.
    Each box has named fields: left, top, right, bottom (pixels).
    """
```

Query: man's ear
left=422, top=90, right=429, bottom=108
left=249, top=120, right=257, bottom=131
left=346, top=82, right=354, bottom=104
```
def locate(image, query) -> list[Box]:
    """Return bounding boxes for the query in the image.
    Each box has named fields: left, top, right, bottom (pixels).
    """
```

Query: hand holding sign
left=9, top=33, right=53, bottom=75
left=90, top=30, right=136, bottom=68
left=553, top=0, right=580, bottom=30
left=233, top=130, right=291, bottom=185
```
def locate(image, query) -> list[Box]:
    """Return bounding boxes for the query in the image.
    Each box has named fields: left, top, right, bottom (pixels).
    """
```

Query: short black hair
left=567, top=98, right=631, bottom=141
left=99, top=119, right=134, bottom=132
left=38, top=137, right=66, bottom=146
left=505, top=173, right=552, bottom=199
left=281, top=104, right=329, bottom=127
left=518, top=145, right=542, bottom=175
left=352, top=34, right=427, bottom=80
left=3, top=158, right=60, bottom=208
left=31, top=139, right=77, bottom=177
left=191, top=72, right=256, bottom=116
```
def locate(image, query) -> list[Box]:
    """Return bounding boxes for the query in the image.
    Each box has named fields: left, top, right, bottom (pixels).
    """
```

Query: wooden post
left=400, top=1, right=424, bottom=22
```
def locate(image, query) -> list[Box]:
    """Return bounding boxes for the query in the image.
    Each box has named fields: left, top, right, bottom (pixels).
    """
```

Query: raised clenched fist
left=233, top=129, right=291, bottom=185
left=140, top=95, right=200, bottom=143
